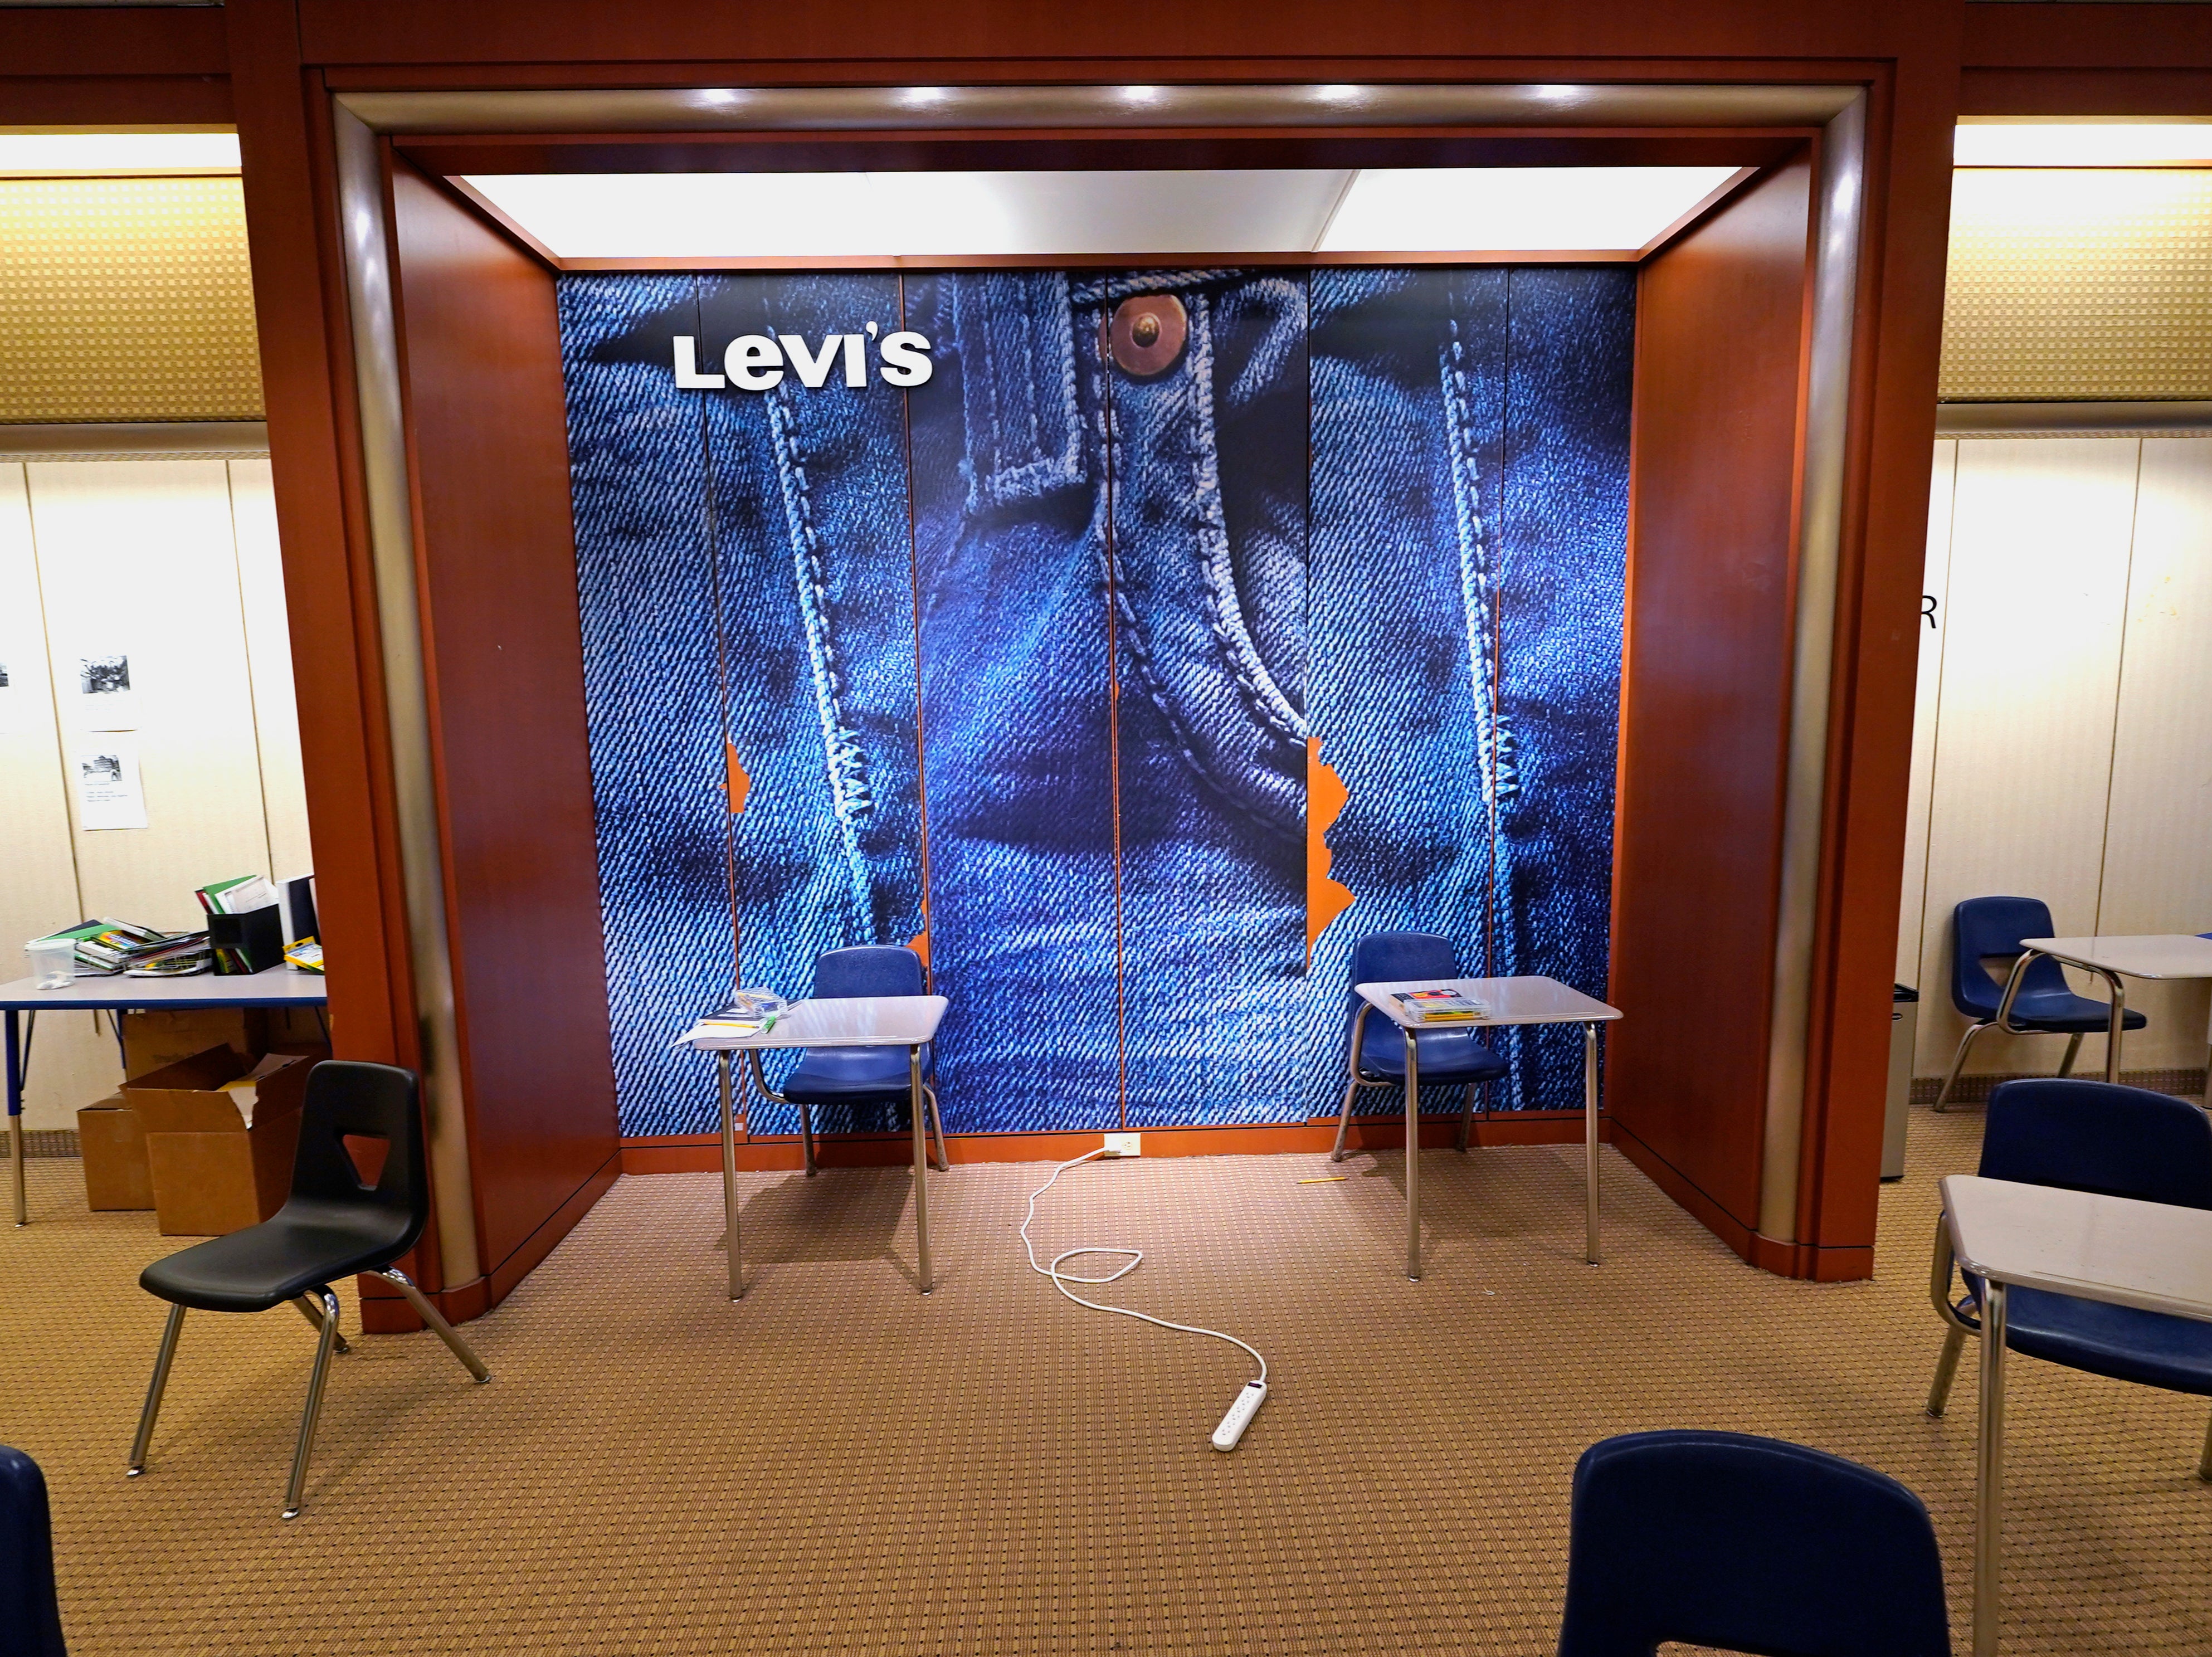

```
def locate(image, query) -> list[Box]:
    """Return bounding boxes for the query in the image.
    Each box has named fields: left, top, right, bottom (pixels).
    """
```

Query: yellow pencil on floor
left=1298, top=1175, right=1349, bottom=1184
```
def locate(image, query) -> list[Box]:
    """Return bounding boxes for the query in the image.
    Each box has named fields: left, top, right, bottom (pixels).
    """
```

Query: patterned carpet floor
left=3, top=1104, right=2209, bottom=1653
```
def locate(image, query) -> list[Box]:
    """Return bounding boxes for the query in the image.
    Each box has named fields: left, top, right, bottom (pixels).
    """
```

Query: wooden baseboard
left=359, top=1146, right=621, bottom=1331
left=619, top=1110, right=1611, bottom=1174
left=1607, top=1119, right=1873, bottom=1283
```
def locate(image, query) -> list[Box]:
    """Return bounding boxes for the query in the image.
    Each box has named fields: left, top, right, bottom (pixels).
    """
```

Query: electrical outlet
left=1102, top=1132, right=1142, bottom=1158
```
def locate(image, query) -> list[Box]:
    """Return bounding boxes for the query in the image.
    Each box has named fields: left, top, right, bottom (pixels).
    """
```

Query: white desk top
left=1356, top=976, right=1621, bottom=1030
left=1942, top=1174, right=2212, bottom=1323
left=2020, top=934, right=2212, bottom=980
left=680, top=994, right=946, bottom=1050
left=0, top=966, right=326, bottom=1011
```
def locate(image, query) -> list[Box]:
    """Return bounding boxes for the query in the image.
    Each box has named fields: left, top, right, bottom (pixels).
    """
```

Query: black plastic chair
left=127, top=1060, right=489, bottom=1519
left=0, top=1445, right=66, bottom=1657
left=1557, top=1430, right=1951, bottom=1656
left=1333, top=931, right=1507, bottom=1161
left=743, top=946, right=948, bottom=1174
left=1927, top=1078, right=2212, bottom=1476
left=1935, top=896, right=2145, bottom=1109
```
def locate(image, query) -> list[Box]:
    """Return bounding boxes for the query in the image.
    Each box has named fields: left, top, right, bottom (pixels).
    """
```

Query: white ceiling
left=0, top=132, right=241, bottom=176
left=458, top=165, right=1746, bottom=264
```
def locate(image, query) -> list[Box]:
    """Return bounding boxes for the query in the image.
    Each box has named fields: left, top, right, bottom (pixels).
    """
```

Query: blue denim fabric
left=559, top=266, right=1630, bottom=1137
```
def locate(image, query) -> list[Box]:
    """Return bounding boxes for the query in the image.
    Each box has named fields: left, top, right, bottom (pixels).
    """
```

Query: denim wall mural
left=558, top=265, right=1635, bottom=1139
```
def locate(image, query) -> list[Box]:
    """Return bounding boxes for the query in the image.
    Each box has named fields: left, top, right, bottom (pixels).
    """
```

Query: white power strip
left=1022, top=1141, right=1270, bottom=1452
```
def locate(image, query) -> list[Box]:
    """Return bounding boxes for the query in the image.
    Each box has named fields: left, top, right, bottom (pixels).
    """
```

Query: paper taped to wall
left=73, top=733, right=148, bottom=830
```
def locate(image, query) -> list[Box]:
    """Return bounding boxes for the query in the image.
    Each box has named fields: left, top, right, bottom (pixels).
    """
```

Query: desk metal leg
left=2096, top=967, right=2127, bottom=1084
left=1404, top=1029, right=1421, bottom=1281
left=910, top=1045, right=933, bottom=1294
left=7, top=1008, right=24, bottom=1227
left=1584, top=1021, right=1601, bottom=1265
left=719, top=1050, right=743, bottom=1301
left=1975, top=1278, right=2009, bottom=1657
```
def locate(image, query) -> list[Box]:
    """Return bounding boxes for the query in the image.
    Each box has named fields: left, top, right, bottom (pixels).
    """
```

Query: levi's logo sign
left=672, top=325, right=933, bottom=391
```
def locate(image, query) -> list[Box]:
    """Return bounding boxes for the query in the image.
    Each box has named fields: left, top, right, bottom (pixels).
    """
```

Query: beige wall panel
left=1916, top=438, right=2138, bottom=1077
left=0, top=464, right=119, bottom=1129
left=26, top=461, right=274, bottom=938
left=2097, top=437, right=2212, bottom=1073
left=1898, top=440, right=1956, bottom=991
left=227, top=460, right=312, bottom=892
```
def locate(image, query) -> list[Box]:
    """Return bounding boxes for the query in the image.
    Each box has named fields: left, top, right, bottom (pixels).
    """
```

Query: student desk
left=1353, top=975, right=1621, bottom=1279
left=682, top=995, right=947, bottom=1301
left=2006, top=934, right=2212, bottom=1081
left=1940, top=1174, right=2212, bottom=1655
left=1, top=968, right=329, bottom=1226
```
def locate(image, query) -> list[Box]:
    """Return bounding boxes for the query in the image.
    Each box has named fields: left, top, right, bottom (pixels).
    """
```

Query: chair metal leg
left=1456, top=1084, right=1477, bottom=1153
left=1934, top=1020, right=1994, bottom=1111
left=378, top=1268, right=490, bottom=1383
left=126, top=1303, right=187, bottom=1476
left=291, top=1294, right=351, bottom=1354
left=800, top=1103, right=817, bottom=1176
left=1331, top=1078, right=1360, bottom=1162
left=2199, top=1409, right=2212, bottom=1482
left=1928, top=1324, right=1969, bottom=1418
left=2058, top=1031, right=2083, bottom=1079
left=281, top=1289, right=341, bottom=1519
left=924, top=1085, right=949, bottom=1173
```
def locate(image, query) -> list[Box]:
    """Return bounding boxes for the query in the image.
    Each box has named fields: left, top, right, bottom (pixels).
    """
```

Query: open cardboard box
left=124, top=1045, right=314, bottom=1236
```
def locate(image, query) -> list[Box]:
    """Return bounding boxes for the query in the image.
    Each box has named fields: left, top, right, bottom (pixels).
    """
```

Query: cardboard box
left=77, top=1094, right=154, bottom=1210
left=125, top=1046, right=313, bottom=1236
left=121, top=1006, right=327, bottom=1081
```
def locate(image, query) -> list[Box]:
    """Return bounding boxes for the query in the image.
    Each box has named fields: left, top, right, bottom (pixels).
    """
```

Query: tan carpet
left=4, top=1105, right=2210, bottom=1654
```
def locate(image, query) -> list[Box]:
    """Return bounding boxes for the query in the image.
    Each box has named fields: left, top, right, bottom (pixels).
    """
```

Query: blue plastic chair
left=1332, top=932, right=1507, bottom=1162
left=1557, top=1430, right=1950, bottom=1656
left=744, top=946, right=947, bottom=1174
left=1927, top=1078, right=2212, bottom=1478
left=1934, top=896, right=2145, bottom=1109
left=0, top=1445, right=67, bottom=1657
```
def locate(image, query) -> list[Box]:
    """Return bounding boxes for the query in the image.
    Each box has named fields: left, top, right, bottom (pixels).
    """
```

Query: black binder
left=210, top=904, right=284, bottom=975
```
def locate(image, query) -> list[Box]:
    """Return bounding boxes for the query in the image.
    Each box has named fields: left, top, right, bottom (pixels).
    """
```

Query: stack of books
left=36, top=920, right=212, bottom=978
left=194, top=874, right=278, bottom=918
left=680, top=990, right=789, bottom=1045
left=1391, top=987, right=1490, bottom=1024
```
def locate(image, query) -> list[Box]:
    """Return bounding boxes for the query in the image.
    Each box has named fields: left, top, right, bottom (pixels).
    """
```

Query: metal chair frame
left=1331, top=1002, right=1488, bottom=1162
left=128, top=1266, right=487, bottom=1519
left=1932, top=949, right=2089, bottom=1111
left=744, top=1050, right=949, bottom=1174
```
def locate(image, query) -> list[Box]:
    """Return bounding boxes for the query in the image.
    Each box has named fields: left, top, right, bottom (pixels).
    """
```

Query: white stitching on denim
left=963, top=274, right=1085, bottom=513
left=1442, top=320, right=1515, bottom=805
left=1183, top=290, right=1309, bottom=749
left=764, top=379, right=876, bottom=933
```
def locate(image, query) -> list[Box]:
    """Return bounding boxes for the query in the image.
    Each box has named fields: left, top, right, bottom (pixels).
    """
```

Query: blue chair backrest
left=812, top=946, right=926, bottom=1001
left=1343, top=931, right=1459, bottom=1036
left=1950, top=895, right=2069, bottom=1019
left=1980, top=1079, right=2212, bottom=1210
left=0, top=1445, right=67, bottom=1657
left=1557, top=1430, right=1950, bottom=1657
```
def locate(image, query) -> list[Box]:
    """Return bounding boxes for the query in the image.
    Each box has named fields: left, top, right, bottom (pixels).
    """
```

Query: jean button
left=1107, top=294, right=1187, bottom=377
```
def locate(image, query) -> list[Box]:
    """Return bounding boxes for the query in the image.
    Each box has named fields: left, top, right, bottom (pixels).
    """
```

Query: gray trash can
left=1883, top=984, right=1918, bottom=1181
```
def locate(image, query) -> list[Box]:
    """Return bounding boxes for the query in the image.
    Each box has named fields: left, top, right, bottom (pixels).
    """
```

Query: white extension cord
left=1021, top=1147, right=1270, bottom=1450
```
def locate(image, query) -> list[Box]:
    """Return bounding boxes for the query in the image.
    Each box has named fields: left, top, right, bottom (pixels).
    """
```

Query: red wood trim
left=620, top=1113, right=1611, bottom=1174
left=0, top=79, right=233, bottom=128
left=0, top=6, right=228, bottom=79
left=1960, top=69, right=2212, bottom=119
left=1962, top=3, right=2212, bottom=72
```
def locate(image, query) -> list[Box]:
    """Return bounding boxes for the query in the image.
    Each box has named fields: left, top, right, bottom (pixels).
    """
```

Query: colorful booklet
left=1392, top=988, right=1489, bottom=1023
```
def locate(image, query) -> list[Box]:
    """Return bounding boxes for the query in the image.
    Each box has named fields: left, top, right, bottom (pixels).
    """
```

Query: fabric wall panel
left=0, top=464, right=110, bottom=1130
left=1914, top=438, right=2138, bottom=1078
left=26, top=460, right=274, bottom=937
left=1898, top=441, right=1956, bottom=992
left=2098, top=437, right=2212, bottom=1072
left=226, top=459, right=313, bottom=888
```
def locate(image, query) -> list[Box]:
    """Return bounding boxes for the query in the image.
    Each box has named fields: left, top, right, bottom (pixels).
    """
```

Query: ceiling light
left=0, top=131, right=240, bottom=176
left=460, top=165, right=1747, bottom=265
left=1954, top=123, right=2212, bottom=168
left=1318, top=167, right=1740, bottom=255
